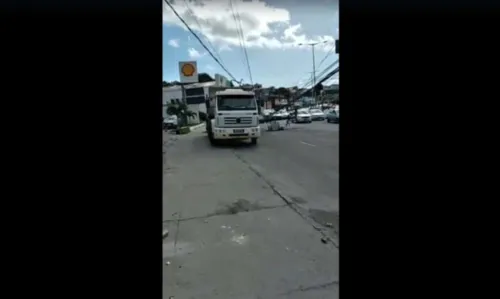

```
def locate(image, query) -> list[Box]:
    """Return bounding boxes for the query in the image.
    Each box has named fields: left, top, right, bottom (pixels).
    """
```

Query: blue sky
left=163, top=0, right=339, bottom=88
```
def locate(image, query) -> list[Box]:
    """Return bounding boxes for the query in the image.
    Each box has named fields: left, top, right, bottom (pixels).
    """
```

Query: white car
left=273, top=109, right=289, bottom=119
left=263, top=109, right=275, bottom=115
left=309, top=109, right=326, bottom=121
left=163, top=115, right=178, bottom=130
left=295, top=110, right=312, bottom=123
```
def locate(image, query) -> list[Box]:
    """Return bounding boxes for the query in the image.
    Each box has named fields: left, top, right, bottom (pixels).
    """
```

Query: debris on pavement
left=165, top=261, right=171, bottom=265
left=321, top=236, right=329, bottom=244
left=162, top=229, right=169, bottom=239
left=325, top=222, right=333, bottom=228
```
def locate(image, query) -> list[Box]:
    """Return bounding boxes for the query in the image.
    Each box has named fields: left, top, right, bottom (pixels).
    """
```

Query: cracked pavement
left=163, top=123, right=339, bottom=299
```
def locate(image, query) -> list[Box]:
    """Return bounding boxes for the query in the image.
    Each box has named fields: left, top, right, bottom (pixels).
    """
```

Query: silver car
left=309, top=109, right=326, bottom=121
left=295, top=111, right=312, bottom=123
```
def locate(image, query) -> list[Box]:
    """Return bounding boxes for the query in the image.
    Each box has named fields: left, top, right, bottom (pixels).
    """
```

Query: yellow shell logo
left=181, top=63, right=195, bottom=77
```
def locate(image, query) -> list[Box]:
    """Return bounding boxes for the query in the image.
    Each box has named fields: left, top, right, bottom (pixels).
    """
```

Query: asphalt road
left=234, top=120, right=339, bottom=239
left=163, top=121, right=339, bottom=298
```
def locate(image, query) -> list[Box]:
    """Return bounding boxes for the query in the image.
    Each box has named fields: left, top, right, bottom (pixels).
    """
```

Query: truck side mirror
left=207, top=106, right=215, bottom=119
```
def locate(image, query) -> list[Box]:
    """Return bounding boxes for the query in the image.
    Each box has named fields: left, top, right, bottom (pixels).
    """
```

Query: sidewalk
left=163, top=131, right=338, bottom=299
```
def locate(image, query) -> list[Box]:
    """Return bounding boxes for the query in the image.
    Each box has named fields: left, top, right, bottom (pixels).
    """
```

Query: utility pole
left=298, top=40, right=329, bottom=104
left=312, top=44, right=316, bottom=103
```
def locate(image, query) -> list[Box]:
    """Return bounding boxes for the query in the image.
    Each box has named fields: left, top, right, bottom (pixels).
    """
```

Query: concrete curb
left=189, top=123, right=206, bottom=131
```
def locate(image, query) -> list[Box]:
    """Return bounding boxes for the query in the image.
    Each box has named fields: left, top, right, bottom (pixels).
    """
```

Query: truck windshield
left=217, top=95, right=256, bottom=111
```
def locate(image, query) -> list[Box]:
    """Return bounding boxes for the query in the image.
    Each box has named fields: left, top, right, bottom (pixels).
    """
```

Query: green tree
left=277, top=87, right=290, bottom=100
left=166, top=103, right=197, bottom=127
left=268, top=86, right=276, bottom=95
left=314, top=83, right=324, bottom=95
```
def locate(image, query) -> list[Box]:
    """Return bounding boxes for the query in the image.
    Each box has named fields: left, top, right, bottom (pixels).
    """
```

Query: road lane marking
left=300, top=141, right=316, bottom=147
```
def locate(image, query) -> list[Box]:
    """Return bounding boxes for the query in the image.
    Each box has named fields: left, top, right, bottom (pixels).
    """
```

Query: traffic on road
left=163, top=0, right=339, bottom=294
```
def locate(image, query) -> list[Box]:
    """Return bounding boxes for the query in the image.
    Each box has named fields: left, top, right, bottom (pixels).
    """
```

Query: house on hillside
left=322, top=84, right=339, bottom=104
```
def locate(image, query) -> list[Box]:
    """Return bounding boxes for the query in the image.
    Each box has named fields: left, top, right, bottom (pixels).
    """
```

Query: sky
left=163, top=0, right=339, bottom=88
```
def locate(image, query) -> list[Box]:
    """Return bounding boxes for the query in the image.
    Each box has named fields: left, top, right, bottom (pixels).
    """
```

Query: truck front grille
left=224, top=117, right=253, bottom=125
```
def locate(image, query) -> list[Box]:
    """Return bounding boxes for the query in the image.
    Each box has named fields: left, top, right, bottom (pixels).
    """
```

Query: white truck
left=205, top=88, right=261, bottom=146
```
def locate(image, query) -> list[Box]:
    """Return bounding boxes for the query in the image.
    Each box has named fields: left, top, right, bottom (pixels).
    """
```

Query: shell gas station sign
left=178, top=61, right=199, bottom=84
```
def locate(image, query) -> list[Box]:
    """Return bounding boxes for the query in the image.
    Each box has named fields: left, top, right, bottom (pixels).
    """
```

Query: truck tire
left=251, top=138, right=258, bottom=145
left=208, top=133, right=218, bottom=146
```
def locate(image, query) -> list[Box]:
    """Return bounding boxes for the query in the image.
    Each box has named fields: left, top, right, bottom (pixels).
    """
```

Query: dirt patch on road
left=215, top=198, right=265, bottom=215
left=289, top=196, right=308, bottom=204
left=309, top=209, right=339, bottom=231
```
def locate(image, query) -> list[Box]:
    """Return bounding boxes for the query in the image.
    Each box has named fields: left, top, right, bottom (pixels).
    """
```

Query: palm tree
left=166, top=103, right=197, bottom=127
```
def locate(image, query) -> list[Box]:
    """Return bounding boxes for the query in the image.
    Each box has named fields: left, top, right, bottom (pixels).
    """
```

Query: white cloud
left=219, top=44, right=233, bottom=52
left=168, top=39, right=180, bottom=48
left=163, top=0, right=335, bottom=52
left=188, top=47, right=206, bottom=59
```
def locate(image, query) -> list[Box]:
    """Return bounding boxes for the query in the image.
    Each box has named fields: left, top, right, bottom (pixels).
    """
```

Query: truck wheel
left=251, top=138, right=258, bottom=145
left=208, top=132, right=216, bottom=146
left=209, top=136, right=219, bottom=146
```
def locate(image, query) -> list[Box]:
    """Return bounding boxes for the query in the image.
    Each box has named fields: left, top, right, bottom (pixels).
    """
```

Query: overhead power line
left=164, top=0, right=239, bottom=83
left=297, top=66, right=339, bottom=98
left=229, top=0, right=247, bottom=76
left=229, top=0, right=253, bottom=86
left=317, top=43, right=336, bottom=69
left=182, top=0, right=227, bottom=69
left=298, top=59, right=338, bottom=90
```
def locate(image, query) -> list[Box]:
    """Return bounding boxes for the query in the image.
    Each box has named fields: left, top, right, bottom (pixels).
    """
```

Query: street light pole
left=298, top=40, right=329, bottom=104
left=312, top=44, right=316, bottom=103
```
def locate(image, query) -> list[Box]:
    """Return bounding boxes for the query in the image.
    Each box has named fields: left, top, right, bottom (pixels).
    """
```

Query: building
left=214, top=74, right=232, bottom=87
left=255, top=88, right=276, bottom=109
left=163, top=81, right=229, bottom=125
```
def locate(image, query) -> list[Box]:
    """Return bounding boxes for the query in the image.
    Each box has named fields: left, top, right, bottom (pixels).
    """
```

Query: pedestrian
left=286, top=110, right=292, bottom=127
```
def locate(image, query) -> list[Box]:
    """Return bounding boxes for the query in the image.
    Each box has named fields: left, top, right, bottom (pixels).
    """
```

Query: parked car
left=273, top=109, right=289, bottom=120
left=326, top=109, right=339, bottom=123
left=261, top=109, right=275, bottom=123
left=294, top=110, right=312, bottom=123
left=309, top=109, right=326, bottom=121
left=163, top=115, right=178, bottom=130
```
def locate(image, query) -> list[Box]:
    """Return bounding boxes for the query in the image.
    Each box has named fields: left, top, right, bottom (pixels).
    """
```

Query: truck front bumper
left=213, top=126, right=261, bottom=139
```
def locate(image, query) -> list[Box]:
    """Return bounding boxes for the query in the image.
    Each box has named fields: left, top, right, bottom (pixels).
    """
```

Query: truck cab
left=205, top=88, right=261, bottom=145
